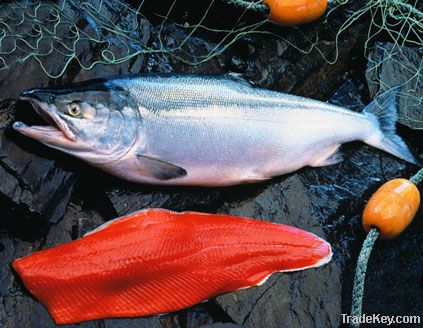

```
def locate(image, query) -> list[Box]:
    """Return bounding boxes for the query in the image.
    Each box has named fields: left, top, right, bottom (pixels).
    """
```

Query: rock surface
left=366, top=42, right=423, bottom=129
left=0, top=1, right=422, bottom=328
left=0, top=100, right=76, bottom=224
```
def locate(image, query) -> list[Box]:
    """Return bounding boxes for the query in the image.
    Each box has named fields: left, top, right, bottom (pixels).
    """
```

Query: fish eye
left=67, top=103, right=82, bottom=117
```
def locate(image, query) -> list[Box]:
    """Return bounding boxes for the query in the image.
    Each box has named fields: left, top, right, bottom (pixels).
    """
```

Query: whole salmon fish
left=14, top=75, right=417, bottom=186
left=13, top=209, right=332, bottom=324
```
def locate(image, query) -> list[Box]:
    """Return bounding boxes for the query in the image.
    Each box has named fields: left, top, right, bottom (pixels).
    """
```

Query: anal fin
left=310, top=144, right=343, bottom=167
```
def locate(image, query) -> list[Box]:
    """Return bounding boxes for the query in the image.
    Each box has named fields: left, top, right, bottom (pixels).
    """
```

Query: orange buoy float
left=362, top=178, right=420, bottom=239
left=263, top=0, right=327, bottom=26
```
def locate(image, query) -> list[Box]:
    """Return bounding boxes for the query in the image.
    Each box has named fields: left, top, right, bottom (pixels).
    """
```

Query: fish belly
left=12, top=209, right=331, bottom=324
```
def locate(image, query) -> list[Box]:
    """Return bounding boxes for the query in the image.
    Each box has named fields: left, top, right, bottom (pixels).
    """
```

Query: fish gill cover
left=0, top=0, right=421, bottom=127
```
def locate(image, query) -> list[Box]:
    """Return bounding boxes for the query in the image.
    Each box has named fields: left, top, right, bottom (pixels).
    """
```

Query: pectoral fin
left=136, top=155, right=187, bottom=180
left=310, top=145, right=343, bottom=167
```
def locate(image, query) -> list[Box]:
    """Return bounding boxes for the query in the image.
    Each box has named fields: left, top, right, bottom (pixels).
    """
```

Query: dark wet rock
left=366, top=42, right=423, bottom=129
left=0, top=236, right=42, bottom=298
left=99, top=158, right=230, bottom=217
left=43, top=201, right=105, bottom=247
left=238, top=17, right=368, bottom=99
left=103, top=317, right=163, bottom=328
left=156, top=304, right=217, bottom=328
left=329, top=80, right=364, bottom=112
left=0, top=60, right=51, bottom=101
left=174, top=305, right=215, bottom=328
left=201, top=324, right=244, bottom=328
left=0, top=2, right=76, bottom=99
left=230, top=55, right=247, bottom=72
left=0, top=0, right=152, bottom=99
left=1, top=1, right=422, bottom=327
left=148, top=23, right=227, bottom=75
left=2, top=294, right=58, bottom=328
left=105, top=184, right=222, bottom=217
left=0, top=233, right=49, bottom=328
left=72, top=0, right=152, bottom=81
left=0, top=100, right=76, bottom=224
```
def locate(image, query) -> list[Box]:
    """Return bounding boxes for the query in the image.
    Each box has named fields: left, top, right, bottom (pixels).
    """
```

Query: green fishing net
left=0, top=0, right=421, bottom=127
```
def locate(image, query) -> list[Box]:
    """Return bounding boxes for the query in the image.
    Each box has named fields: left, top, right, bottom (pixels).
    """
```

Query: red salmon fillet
left=13, top=209, right=332, bottom=324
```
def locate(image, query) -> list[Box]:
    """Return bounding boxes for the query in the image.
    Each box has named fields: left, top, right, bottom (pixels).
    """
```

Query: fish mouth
left=13, top=93, right=76, bottom=144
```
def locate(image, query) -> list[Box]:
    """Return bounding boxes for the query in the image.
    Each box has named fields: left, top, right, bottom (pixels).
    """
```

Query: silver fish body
left=14, top=75, right=418, bottom=186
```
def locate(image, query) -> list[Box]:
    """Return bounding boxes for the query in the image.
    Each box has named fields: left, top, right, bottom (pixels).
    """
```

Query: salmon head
left=13, top=79, right=140, bottom=164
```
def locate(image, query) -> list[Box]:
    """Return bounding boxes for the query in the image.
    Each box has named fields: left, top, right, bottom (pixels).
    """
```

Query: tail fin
left=363, top=90, right=419, bottom=165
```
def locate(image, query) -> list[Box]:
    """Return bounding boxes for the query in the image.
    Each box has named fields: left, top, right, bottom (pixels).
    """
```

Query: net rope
left=0, top=0, right=421, bottom=126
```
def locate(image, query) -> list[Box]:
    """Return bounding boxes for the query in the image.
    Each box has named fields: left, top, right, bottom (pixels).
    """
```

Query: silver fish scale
left=109, top=75, right=373, bottom=186
left=113, top=75, right=342, bottom=116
